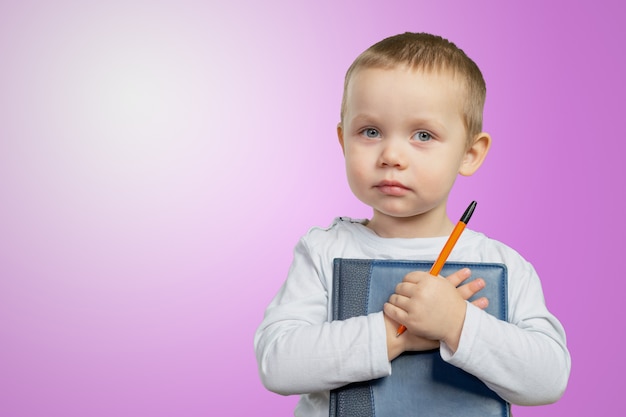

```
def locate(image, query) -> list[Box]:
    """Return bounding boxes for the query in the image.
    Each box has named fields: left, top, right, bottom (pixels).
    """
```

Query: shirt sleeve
left=440, top=256, right=571, bottom=405
left=254, top=237, right=391, bottom=395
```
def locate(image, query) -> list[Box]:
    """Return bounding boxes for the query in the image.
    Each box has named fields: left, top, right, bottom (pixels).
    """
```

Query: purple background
left=0, top=1, right=622, bottom=415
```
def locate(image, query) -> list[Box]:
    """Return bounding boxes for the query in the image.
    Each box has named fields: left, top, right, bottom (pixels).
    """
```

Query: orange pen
left=396, top=201, right=477, bottom=337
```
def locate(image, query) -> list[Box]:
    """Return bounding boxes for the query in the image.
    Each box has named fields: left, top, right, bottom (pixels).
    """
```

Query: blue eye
left=413, top=131, right=432, bottom=142
left=361, top=128, right=381, bottom=139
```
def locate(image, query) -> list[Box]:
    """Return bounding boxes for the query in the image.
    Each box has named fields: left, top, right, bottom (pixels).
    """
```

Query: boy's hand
left=384, top=268, right=487, bottom=356
left=384, top=312, right=439, bottom=360
left=447, top=268, right=489, bottom=310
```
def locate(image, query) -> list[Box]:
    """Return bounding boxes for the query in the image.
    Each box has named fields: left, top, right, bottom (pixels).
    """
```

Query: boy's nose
left=378, top=140, right=407, bottom=169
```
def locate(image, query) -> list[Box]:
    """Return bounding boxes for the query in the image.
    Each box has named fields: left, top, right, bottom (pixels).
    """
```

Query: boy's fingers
left=402, top=270, right=431, bottom=283
left=456, top=278, right=485, bottom=300
left=388, top=292, right=411, bottom=310
left=445, top=268, right=472, bottom=287
left=394, top=282, right=418, bottom=297
left=383, top=302, right=408, bottom=324
left=470, top=296, right=489, bottom=310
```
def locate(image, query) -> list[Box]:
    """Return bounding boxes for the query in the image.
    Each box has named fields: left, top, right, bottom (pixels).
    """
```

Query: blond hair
left=340, top=32, right=486, bottom=140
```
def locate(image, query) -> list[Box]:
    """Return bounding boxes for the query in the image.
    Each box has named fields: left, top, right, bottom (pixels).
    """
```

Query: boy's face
left=338, top=66, right=488, bottom=236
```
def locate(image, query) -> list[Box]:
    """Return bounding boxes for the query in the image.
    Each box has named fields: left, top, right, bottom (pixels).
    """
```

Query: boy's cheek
left=347, top=164, right=370, bottom=182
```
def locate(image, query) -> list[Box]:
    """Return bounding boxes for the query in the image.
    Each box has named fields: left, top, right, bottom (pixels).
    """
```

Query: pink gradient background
left=0, top=1, right=622, bottom=415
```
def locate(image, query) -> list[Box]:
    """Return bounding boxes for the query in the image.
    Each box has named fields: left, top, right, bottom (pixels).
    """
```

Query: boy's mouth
left=374, top=180, right=410, bottom=196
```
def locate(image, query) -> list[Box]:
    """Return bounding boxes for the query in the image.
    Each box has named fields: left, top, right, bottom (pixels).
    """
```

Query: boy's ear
left=337, top=123, right=345, bottom=154
left=459, top=132, right=491, bottom=176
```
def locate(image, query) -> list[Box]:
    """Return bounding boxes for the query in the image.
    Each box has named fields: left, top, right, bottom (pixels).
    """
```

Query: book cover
left=330, top=259, right=510, bottom=417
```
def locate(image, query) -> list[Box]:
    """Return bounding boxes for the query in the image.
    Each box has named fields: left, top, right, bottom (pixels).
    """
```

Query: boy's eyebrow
left=349, top=113, right=448, bottom=133
left=348, top=113, right=381, bottom=124
left=409, top=117, right=448, bottom=133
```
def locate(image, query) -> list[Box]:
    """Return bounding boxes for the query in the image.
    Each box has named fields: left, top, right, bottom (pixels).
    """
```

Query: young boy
left=254, top=32, right=570, bottom=416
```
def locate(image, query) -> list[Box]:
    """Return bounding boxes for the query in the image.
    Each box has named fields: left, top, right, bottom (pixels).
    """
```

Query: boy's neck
left=366, top=209, right=455, bottom=239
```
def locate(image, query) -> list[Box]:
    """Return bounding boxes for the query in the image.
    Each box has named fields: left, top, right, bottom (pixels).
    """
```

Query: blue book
left=329, top=259, right=511, bottom=417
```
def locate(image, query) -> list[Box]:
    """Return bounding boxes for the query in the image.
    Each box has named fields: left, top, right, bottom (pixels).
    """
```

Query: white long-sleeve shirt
left=254, top=218, right=570, bottom=416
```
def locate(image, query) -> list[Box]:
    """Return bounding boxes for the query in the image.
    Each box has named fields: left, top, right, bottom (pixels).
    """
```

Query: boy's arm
left=441, top=302, right=570, bottom=405
left=443, top=260, right=570, bottom=405
left=254, top=239, right=392, bottom=395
